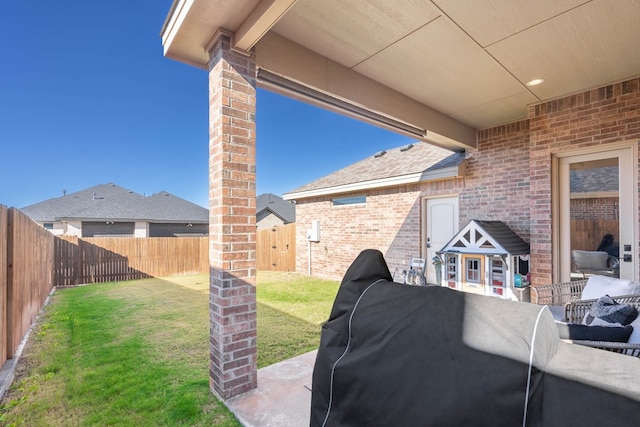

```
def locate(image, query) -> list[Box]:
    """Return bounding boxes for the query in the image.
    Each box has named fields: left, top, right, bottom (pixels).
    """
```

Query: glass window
left=466, top=257, right=481, bottom=283
left=43, top=223, right=54, bottom=229
left=332, top=195, right=366, bottom=206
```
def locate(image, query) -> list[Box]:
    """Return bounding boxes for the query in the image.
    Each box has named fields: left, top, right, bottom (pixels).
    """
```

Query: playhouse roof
left=438, top=220, right=529, bottom=256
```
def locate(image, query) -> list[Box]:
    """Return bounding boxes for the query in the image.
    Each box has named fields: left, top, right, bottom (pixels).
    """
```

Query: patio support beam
left=234, top=0, right=298, bottom=53
left=207, top=33, right=258, bottom=400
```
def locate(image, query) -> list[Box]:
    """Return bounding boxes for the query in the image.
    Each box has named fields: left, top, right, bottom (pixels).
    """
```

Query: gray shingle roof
left=440, top=220, right=529, bottom=256
left=286, top=142, right=461, bottom=194
left=256, top=193, right=295, bottom=223
left=474, top=220, right=530, bottom=255
left=570, top=166, right=618, bottom=193
left=20, top=183, right=208, bottom=223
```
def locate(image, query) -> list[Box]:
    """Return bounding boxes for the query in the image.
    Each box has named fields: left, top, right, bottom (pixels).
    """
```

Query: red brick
left=207, top=33, right=258, bottom=400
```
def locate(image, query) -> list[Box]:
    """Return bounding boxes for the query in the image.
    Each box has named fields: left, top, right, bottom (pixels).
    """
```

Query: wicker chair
left=531, top=279, right=588, bottom=306
left=564, top=294, right=640, bottom=357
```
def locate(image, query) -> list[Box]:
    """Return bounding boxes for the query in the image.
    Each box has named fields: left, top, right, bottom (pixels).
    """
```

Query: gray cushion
left=556, top=322, right=633, bottom=342
left=572, top=250, right=609, bottom=270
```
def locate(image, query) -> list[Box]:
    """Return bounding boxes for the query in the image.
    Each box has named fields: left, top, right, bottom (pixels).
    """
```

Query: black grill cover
left=310, top=249, right=640, bottom=427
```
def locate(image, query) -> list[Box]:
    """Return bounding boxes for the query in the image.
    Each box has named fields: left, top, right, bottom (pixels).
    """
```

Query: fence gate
left=257, top=223, right=296, bottom=271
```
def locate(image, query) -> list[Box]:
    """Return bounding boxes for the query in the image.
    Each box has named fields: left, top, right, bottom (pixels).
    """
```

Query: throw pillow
left=583, top=295, right=638, bottom=326
left=556, top=323, right=633, bottom=343
left=627, top=317, right=640, bottom=344
left=581, top=275, right=639, bottom=300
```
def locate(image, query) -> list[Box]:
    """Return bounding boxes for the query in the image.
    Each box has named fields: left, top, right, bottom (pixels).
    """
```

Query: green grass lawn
left=0, top=272, right=340, bottom=426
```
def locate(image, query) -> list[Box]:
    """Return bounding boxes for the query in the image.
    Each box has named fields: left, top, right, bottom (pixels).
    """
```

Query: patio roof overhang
left=161, top=0, right=640, bottom=151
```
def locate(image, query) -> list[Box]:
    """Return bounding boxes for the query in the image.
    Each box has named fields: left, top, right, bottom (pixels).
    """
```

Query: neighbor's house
left=256, top=193, right=295, bottom=230
left=20, top=183, right=208, bottom=237
left=284, top=142, right=466, bottom=281
left=160, top=0, right=640, bottom=399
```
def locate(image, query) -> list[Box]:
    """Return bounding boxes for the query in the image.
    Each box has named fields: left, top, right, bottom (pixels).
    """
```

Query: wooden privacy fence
left=570, top=219, right=619, bottom=251
left=0, top=204, right=209, bottom=368
left=0, top=206, right=55, bottom=367
left=257, top=223, right=296, bottom=271
left=55, top=236, right=209, bottom=286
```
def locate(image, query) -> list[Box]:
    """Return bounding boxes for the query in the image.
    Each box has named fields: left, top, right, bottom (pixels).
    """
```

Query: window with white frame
left=465, top=257, right=482, bottom=284
left=332, top=195, right=366, bottom=206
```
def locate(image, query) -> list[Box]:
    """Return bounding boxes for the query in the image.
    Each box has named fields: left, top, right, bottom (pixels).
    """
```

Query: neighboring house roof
left=284, top=142, right=466, bottom=200
left=439, top=220, right=530, bottom=256
left=256, top=193, right=295, bottom=223
left=570, top=166, right=618, bottom=194
left=20, top=183, right=208, bottom=223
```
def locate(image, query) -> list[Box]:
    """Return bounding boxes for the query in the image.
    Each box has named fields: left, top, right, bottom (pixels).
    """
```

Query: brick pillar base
left=207, top=34, right=257, bottom=400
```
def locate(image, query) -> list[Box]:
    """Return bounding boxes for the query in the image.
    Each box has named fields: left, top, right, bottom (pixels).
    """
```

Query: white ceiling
left=271, top=0, right=640, bottom=129
left=162, top=0, right=640, bottom=144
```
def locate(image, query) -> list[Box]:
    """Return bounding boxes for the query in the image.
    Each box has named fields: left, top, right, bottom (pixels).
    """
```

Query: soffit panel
left=433, top=0, right=590, bottom=47
left=451, top=91, right=538, bottom=129
left=353, top=16, right=526, bottom=117
left=487, top=0, right=640, bottom=100
left=164, top=0, right=640, bottom=131
left=272, top=0, right=441, bottom=69
left=162, top=0, right=261, bottom=67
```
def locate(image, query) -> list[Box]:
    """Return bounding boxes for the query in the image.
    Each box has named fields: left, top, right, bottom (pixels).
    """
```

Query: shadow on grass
left=257, top=302, right=322, bottom=369
left=0, top=274, right=330, bottom=425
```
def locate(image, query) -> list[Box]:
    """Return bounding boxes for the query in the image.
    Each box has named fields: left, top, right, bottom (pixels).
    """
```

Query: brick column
left=207, top=34, right=257, bottom=400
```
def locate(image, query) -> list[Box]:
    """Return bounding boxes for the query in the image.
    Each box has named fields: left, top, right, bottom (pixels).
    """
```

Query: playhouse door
left=557, top=146, right=637, bottom=282
left=424, top=196, right=459, bottom=284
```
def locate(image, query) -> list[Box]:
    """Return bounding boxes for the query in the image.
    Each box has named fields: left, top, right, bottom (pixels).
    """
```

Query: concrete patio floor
left=226, top=349, right=317, bottom=427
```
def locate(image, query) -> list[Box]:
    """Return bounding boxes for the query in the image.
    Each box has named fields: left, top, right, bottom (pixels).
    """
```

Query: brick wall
left=571, top=198, right=618, bottom=220
left=464, top=121, right=531, bottom=241
left=528, top=77, right=640, bottom=285
left=295, top=178, right=463, bottom=281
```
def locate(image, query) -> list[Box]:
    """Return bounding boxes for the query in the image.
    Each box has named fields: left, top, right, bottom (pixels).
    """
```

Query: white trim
left=554, top=141, right=638, bottom=282
left=283, top=165, right=463, bottom=200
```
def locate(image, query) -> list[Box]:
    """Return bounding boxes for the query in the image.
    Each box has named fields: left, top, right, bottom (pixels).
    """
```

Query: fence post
left=5, top=209, right=15, bottom=359
left=0, top=206, right=8, bottom=365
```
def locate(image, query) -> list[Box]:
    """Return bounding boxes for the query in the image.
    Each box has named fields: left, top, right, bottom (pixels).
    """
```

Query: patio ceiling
left=161, top=0, right=640, bottom=150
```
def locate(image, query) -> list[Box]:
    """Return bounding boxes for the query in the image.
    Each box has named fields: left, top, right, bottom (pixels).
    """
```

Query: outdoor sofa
left=311, top=250, right=640, bottom=426
left=562, top=294, right=640, bottom=357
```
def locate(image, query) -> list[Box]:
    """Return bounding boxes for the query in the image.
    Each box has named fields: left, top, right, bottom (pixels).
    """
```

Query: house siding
left=293, top=77, right=640, bottom=286
left=256, top=211, right=285, bottom=230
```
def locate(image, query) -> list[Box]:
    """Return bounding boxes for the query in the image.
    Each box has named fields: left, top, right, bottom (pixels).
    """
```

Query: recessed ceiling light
left=526, top=78, right=545, bottom=87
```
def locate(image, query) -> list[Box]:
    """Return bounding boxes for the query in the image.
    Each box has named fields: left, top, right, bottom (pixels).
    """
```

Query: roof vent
left=373, top=150, right=386, bottom=158
left=400, top=143, right=414, bottom=152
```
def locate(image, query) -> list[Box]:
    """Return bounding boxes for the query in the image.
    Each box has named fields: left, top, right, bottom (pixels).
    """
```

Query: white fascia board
left=283, top=165, right=462, bottom=200
left=161, top=0, right=194, bottom=54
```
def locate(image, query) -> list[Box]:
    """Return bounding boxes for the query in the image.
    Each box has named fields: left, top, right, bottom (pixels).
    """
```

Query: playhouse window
left=466, top=257, right=481, bottom=283
left=446, top=255, right=457, bottom=280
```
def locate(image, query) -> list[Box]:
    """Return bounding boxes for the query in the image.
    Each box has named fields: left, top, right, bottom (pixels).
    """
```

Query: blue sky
left=1, top=1, right=413, bottom=209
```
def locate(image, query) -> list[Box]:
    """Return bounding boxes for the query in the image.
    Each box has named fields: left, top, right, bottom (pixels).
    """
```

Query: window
left=43, top=223, right=54, bottom=229
left=332, top=195, right=365, bottom=206
left=466, top=257, right=481, bottom=283
left=490, top=258, right=505, bottom=286
left=446, top=255, right=457, bottom=289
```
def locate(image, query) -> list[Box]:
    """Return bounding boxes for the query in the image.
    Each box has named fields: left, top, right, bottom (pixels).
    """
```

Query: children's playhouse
left=437, top=220, right=530, bottom=301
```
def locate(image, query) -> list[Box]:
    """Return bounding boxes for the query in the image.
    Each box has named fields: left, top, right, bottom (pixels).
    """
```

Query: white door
left=424, top=196, right=459, bottom=284
left=557, top=146, right=637, bottom=282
